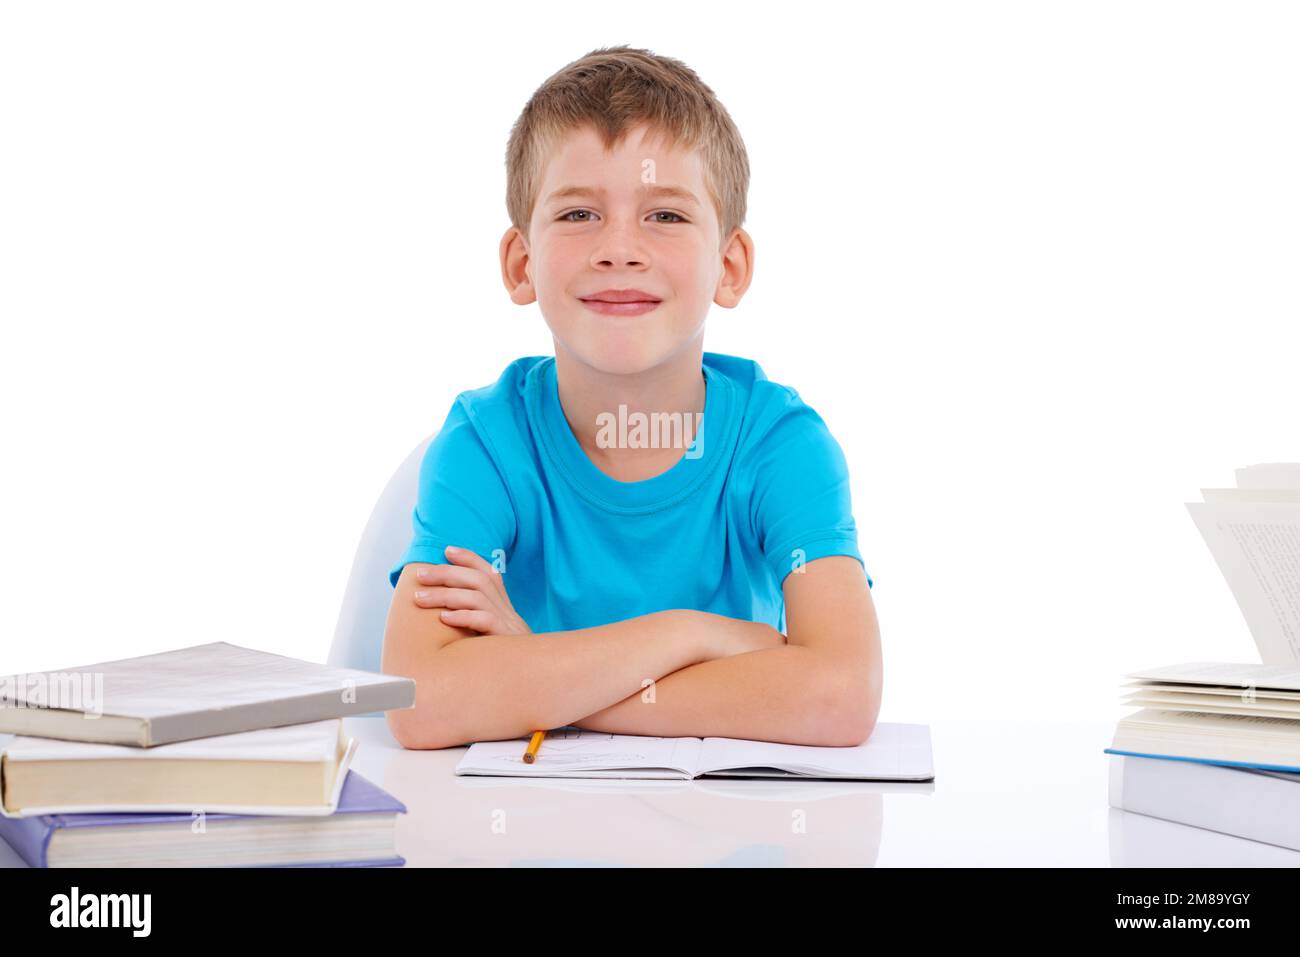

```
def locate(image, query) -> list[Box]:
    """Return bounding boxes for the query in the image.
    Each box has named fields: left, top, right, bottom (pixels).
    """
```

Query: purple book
left=0, top=769, right=406, bottom=868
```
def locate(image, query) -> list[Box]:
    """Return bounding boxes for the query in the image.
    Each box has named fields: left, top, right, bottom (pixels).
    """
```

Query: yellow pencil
left=523, top=729, right=546, bottom=763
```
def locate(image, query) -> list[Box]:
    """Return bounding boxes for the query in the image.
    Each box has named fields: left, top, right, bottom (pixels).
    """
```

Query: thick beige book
left=0, top=718, right=356, bottom=817
left=0, top=641, right=415, bottom=747
left=1107, top=708, right=1300, bottom=773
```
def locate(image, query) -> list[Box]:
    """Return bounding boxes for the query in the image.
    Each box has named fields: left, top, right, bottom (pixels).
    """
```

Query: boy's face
left=502, top=121, right=750, bottom=377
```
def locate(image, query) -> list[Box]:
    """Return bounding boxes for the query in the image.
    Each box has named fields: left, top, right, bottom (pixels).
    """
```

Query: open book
left=1186, top=463, right=1300, bottom=664
left=1120, top=660, right=1300, bottom=719
left=454, top=722, right=933, bottom=781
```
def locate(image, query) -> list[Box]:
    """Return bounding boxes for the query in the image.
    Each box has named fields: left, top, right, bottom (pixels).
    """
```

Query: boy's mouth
left=579, top=288, right=663, bottom=317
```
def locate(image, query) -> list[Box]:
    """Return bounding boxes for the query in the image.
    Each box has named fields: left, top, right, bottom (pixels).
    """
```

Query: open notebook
left=454, top=722, right=933, bottom=781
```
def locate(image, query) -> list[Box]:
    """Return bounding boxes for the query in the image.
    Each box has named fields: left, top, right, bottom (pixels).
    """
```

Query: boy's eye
left=557, top=210, right=688, bottom=223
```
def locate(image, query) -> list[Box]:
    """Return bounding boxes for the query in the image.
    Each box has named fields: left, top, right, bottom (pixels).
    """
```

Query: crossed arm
left=569, top=557, right=881, bottom=746
left=382, top=554, right=881, bottom=750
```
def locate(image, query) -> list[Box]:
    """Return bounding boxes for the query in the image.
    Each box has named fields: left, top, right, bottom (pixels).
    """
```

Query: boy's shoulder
left=439, top=356, right=550, bottom=435
left=703, top=351, right=795, bottom=404
left=453, top=355, right=550, bottom=406
left=703, top=352, right=828, bottom=441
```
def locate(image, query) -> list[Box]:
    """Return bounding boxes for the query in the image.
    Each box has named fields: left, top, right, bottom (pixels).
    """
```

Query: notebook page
left=454, top=728, right=704, bottom=779
left=697, top=722, right=933, bottom=780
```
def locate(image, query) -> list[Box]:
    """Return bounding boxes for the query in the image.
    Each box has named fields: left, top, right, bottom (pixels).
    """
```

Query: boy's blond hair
left=505, top=45, right=750, bottom=247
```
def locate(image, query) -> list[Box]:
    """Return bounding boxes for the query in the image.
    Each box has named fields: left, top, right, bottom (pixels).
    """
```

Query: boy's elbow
left=382, top=630, right=533, bottom=750
left=386, top=705, right=464, bottom=751
left=382, top=569, right=484, bottom=750
left=818, top=663, right=882, bottom=747
left=382, top=644, right=473, bottom=750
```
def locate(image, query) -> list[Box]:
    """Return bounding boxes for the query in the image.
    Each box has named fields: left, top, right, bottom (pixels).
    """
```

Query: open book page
left=1235, top=464, right=1300, bottom=490
left=1201, top=488, right=1300, bottom=504
left=697, top=723, right=934, bottom=781
left=1122, top=679, right=1300, bottom=700
left=1185, top=503, right=1300, bottom=664
left=454, top=728, right=705, bottom=779
left=1122, top=691, right=1300, bottom=720
left=1124, top=661, right=1300, bottom=690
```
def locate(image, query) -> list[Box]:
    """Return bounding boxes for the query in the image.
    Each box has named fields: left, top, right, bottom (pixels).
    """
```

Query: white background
left=1, top=1, right=1296, bottom=725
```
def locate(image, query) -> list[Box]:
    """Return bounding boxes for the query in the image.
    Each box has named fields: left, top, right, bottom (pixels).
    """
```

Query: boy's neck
left=552, top=347, right=707, bottom=481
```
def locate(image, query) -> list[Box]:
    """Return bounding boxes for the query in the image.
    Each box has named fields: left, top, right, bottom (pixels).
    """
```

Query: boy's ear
left=713, top=227, right=754, bottom=309
left=500, top=226, right=537, bottom=305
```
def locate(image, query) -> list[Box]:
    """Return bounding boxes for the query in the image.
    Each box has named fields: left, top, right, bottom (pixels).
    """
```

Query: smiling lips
left=579, top=288, right=663, bottom=317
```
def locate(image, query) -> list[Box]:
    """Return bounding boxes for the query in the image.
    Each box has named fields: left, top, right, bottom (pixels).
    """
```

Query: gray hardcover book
left=1108, top=753, right=1300, bottom=851
left=0, top=642, right=415, bottom=747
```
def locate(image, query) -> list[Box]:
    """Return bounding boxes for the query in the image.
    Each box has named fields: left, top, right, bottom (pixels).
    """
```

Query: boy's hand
left=411, top=545, right=533, bottom=637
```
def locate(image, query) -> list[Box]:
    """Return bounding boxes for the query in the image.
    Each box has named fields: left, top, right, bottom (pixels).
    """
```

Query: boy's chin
left=552, top=329, right=688, bottom=377
left=568, top=343, right=684, bottom=378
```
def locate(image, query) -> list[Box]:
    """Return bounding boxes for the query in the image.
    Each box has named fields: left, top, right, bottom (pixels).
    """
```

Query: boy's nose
left=590, top=222, right=650, bottom=268
left=593, top=254, right=647, bottom=268
left=591, top=243, right=648, bottom=268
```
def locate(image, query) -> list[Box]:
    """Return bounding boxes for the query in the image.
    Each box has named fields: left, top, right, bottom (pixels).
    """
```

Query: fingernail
left=445, top=545, right=460, bottom=553
left=414, top=590, right=429, bottom=599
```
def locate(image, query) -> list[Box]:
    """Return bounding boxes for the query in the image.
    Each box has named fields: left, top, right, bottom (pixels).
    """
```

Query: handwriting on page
left=486, top=727, right=669, bottom=766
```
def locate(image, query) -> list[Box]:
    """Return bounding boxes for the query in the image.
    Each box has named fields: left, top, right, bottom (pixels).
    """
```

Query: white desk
left=5, top=717, right=1300, bottom=867
left=345, top=717, right=1300, bottom=867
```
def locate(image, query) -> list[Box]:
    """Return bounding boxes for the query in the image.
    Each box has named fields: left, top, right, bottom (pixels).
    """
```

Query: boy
left=383, top=45, right=881, bottom=751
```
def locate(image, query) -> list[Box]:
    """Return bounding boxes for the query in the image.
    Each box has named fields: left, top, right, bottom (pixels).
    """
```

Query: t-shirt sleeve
left=751, top=392, right=872, bottom=589
left=388, top=399, right=518, bottom=588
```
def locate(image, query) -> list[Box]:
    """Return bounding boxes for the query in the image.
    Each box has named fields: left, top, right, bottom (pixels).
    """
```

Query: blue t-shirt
left=389, top=352, right=870, bottom=634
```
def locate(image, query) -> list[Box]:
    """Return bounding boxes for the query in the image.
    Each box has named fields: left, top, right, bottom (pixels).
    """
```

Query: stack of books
left=0, top=642, right=415, bottom=867
left=1106, top=463, right=1300, bottom=850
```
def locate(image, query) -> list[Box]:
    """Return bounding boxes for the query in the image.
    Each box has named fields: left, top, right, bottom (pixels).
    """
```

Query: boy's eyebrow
left=544, top=184, right=703, bottom=209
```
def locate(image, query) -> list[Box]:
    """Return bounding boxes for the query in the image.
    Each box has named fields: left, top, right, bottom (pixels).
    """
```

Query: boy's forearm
left=422, top=609, right=737, bottom=746
left=570, top=644, right=863, bottom=747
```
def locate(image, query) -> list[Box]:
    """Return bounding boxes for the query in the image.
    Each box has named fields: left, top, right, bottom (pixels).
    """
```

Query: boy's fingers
left=412, top=586, right=482, bottom=609
left=444, top=545, right=509, bottom=584
left=437, top=608, right=494, bottom=633
left=443, top=545, right=495, bottom=572
left=416, top=564, right=488, bottom=591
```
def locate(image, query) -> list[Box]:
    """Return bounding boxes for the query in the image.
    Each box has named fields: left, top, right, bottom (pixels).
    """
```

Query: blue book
left=1103, top=748, right=1300, bottom=774
left=0, top=769, right=406, bottom=868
